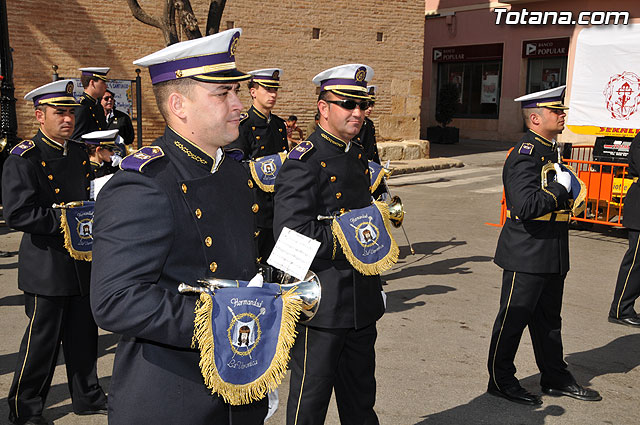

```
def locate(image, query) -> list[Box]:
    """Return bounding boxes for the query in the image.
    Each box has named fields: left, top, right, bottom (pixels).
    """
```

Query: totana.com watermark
left=494, top=8, right=630, bottom=25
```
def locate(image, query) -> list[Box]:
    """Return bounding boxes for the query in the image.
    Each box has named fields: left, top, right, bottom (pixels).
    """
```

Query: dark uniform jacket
left=623, top=133, right=640, bottom=230
left=91, top=127, right=263, bottom=424
left=89, top=160, right=117, bottom=179
left=71, top=93, right=107, bottom=140
left=494, top=129, right=572, bottom=274
left=106, top=108, right=135, bottom=146
left=226, top=105, right=288, bottom=230
left=358, top=117, right=380, bottom=164
left=273, top=126, right=385, bottom=329
left=2, top=130, right=92, bottom=296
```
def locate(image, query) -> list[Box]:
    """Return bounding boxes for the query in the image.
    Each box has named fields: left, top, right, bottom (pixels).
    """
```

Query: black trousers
left=610, top=229, right=640, bottom=319
left=8, top=293, right=106, bottom=421
left=286, top=324, right=379, bottom=425
left=487, top=270, right=575, bottom=391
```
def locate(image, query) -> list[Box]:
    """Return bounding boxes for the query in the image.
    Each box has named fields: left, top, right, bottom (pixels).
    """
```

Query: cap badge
left=272, top=70, right=279, bottom=79
left=230, top=34, right=239, bottom=57
left=66, top=82, right=74, bottom=94
left=355, top=67, right=366, bottom=82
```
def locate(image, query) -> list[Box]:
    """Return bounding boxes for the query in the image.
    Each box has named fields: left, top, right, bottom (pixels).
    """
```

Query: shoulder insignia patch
left=9, top=140, right=35, bottom=156
left=518, top=143, right=534, bottom=156
left=120, top=146, right=165, bottom=173
left=240, top=112, right=249, bottom=122
left=288, top=141, right=314, bottom=160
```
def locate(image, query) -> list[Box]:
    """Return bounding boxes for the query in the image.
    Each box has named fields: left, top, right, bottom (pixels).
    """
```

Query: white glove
left=554, top=163, right=571, bottom=193
left=110, top=154, right=123, bottom=168
left=247, top=272, right=264, bottom=288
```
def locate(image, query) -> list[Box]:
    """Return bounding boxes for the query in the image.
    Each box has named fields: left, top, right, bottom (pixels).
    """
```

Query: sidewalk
left=389, top=137, right=514, bottom=175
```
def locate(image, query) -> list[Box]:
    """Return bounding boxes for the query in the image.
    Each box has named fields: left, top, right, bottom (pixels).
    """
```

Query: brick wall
left=7, top=0, right=424, bottom=143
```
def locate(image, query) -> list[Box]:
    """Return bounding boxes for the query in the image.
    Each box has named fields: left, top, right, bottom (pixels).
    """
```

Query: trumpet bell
left=387, top=195, right=404, bottom=228
left=184, top=271, right=322, bottom=323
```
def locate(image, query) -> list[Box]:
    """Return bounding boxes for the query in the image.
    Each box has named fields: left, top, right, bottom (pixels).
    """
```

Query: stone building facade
left=7, top=0, right=424, bottom=144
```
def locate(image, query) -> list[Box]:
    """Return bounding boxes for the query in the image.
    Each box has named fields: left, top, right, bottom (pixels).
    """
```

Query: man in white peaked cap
left=274, top=64, right=384, bottom=425
left=488, top=85, right=601, bottom=406
left=90, top=29, right=268, bottom=424
left=71, top=67, right=110, bottom=140
left=3, top=80, right=107, bottom=425
left=226, top=67, right=289, bottom=263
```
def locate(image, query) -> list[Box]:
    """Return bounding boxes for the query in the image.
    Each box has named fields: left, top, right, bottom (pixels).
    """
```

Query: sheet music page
left=91, top=174, right=113, bottom=200
left=267, top=227, right=321, bottom=281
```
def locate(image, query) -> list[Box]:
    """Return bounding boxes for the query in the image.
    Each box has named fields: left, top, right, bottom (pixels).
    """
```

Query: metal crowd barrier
left=492, top=145, right=631, bottom=228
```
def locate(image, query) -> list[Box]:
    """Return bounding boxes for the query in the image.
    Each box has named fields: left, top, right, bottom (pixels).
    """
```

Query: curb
left=388, top=158, right=465, bottom=176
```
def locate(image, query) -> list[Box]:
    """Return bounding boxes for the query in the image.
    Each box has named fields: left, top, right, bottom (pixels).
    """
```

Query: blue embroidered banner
left=331, top=201, right=399, bottom=275
left=193, top=283, right=301, bottom=405
left=249, top=152, right=287, bottom=192
left=59, top=201, right=95, bottom=261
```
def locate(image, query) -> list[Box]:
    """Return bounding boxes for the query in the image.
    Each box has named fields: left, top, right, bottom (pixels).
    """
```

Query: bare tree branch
left=175, top=0, right=203, bottom=40
left=166, top=0, right=179, bottom=45
left=206, top=0, right=226, bottom=35
left=126, top=0, right=164, bottom=30
left=126, top=0, right=228, bottom=45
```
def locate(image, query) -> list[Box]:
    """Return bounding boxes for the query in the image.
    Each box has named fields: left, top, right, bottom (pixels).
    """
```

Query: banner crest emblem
left=249, top=152, right=287, bottom=192
left=58, top=201, right=94, bottom=261
left=331, top=201, right=399, bottom=275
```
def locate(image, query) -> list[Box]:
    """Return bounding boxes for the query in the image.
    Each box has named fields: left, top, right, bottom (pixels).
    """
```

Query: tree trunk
left=206, top=0, right=226, bottom=35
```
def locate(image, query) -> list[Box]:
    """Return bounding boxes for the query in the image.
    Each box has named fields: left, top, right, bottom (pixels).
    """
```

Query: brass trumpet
left=178, top=271, right=322, bottom=322
left=387, top=195, right=404, bottom=228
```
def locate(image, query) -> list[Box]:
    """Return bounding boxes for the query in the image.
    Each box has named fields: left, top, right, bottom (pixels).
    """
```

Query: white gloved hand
left=247, top=272, right=264, bottom=288
left=554, top=163, right=571, bottom=193
left=110, top=154, right=123, bottom=167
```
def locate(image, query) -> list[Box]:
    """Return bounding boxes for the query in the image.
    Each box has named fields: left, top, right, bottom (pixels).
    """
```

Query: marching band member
left=274, top=64, right=395, bottom=425
left=90, top=29, right=267, bottom=424
left=487, top=86, right=600, bottom=405
left=3, top=80, right=106, bottom=425
left=226, top=67, right=289, bottom=261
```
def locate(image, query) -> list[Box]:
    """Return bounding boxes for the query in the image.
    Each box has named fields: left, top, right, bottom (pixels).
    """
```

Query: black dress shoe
left=488, top=384, right=543, bottom=406
left=74, top=404, right=108, bottom=416
left=608, top=315, right=640, bottom=327
left=542, top=383, right=602, bottom=401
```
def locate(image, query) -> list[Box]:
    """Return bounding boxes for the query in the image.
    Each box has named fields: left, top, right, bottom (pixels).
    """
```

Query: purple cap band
left=33, top=92, right=76, bottom=106
left=320, top=78, right=367, bottom=91
left=521, top=96, right=564, bottom=108
left=149, top=52, right=234, bottom=84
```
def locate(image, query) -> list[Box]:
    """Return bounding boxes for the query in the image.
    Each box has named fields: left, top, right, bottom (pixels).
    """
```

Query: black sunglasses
left=325, top=99, right=370, bottom=111
left=102, top=96, right=114, bottom=101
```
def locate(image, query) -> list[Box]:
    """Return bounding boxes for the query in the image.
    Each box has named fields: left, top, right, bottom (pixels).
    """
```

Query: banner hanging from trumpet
left=58, top=201, right=95, bottom=261
left=249, top=152, right=287, bottom=192
left=331, top=201, right=399, bottom=275
left=368, top=160, right=389, bottom=193
left=193, top=283, right=302, bottom=405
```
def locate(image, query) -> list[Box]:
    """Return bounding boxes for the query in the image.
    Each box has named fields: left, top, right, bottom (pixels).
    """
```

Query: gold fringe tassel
left=59, top=209, right=92, bottom=261
left=369, top=167, right=385, bottom=193
left=193, top=289, right=302, bottom=405
left=249, top=152, right=287, bottom=193
left=331, top=201, right=399, bottom=276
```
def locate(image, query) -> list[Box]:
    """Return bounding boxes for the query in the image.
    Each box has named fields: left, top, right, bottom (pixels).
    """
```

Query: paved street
left=1, top=139, right=638, bottom=424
